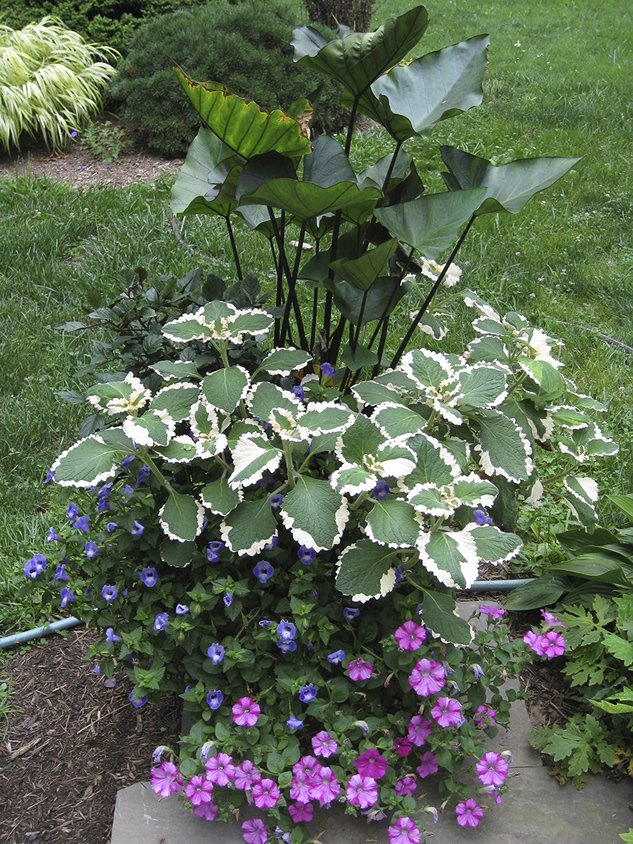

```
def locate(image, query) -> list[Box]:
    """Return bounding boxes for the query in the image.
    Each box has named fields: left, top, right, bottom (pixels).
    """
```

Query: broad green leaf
left=408, top=484, right=454, bottom=516
left=220, top=497, right=278, bottom=556
left=228, top=433, right=282, bottom=489
left=418, top=529, right=479, bottom=589
left=200, top=478, right=242, bottom=517
left=357, top=147, right=411, bottom=192
left=400, top=348, right=456, bottom=390
left=330, top=239, right=398, bottom=291
left=280, top=476, right=349, bottom=551
left=330, top=464, right=376, bottom=496
left=347, top=35, right=489, bottom=142
left=292, top=7, right=429, bottom=100
left=518, top=357, right=566, bottom=402
left=456, top=364, right=508, bottom=409
left=467, top=524, right=522, bottom=564
left=475, top=410, right=533, bottom=483
left=162, top=312, right=213, bottom=344
left=371, top=403, right=427, bottom=440
left=466, top=335, right=509, bottom=363
left=550, top=406, right=591, bottom=430
left=336, top=413, right=386, bottom=467
left=505, top=575, right=570, bottom=611
left=153, top=435, right=198, bottom=464
left=159, top=491, right=205, bottom=542
left=150, top=360, right=201, bottom=382
left=340, top=343, right=379, bottom=371
left=150, top=383, right=199, bottom=422
left=451, top=476, right=498, bottom=507
left=202, top=365, right=250, bottom=413
left=365, top=499, right=420, bottom=548
left=50, top=429, right=134, bottom=488
left=419, top=589, right=472, bottom=644
left=607, top=494, right=633, bottom=524
left=324, top=273, right=411, bottom=326
left=255, top=347, right=313, bottom=377
left=352, top=380, right=402, bottom=408
left=302, top=134, right=356, bottom=186
left=175, top=65, right=312, bottom=160
left=551, top=552, right=629, bottom=584
left=375, top=188, right=487, bottom=260
left=160, top=539, right=196, bottom=567
left=296, top=403, right=354, bottom=439
left=248, top=382, right=300, bottom=427
left=122, top=409, right=175, bottom=448
left=401, top=432, right=459, bottom=489
left=335, top=540, right=401, bottom=601
left=440, top=146, right=581, bottom=215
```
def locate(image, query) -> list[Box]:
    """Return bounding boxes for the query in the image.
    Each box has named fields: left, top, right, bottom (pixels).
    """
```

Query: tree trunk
left=302, top=0, right=374, bottom=32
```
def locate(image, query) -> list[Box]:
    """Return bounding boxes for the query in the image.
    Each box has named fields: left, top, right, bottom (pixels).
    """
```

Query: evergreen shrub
left=110, top=0, right=345, bottom=158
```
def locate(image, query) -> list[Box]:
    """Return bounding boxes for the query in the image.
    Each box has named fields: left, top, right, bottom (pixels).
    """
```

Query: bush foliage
left=110, top=0, right=345, bottom=158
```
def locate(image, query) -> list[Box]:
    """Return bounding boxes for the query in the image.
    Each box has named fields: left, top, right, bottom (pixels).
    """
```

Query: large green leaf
left=335, top=540, right=401, bottom=600
left=419, top=589, right=472, bottom=644
left=468, top=524, right=522, bottom=564
left=401, top=432, right=459, bottom=489
left=50, top=429, right=135, bottom=488
left=456, top=364, right=508, bottom=410
left=254, top=347, right=313, bottom=377
left=150, top=383, right=199, bottom=422
left=375, top=188, right=487, bottom=259
left=280, top=476, right=349, bottom=551
left=440, top=146, right=581, bottom=215
left=418, top=529, right=479, bottom=589
left=159, top=491, right=205, bottom=542
left=292, top=6, right=429, bottom=101
left=228, top=433, right=283, bottom=489
left=364, top=499, right=420, bottom=548
left=346, top=35, right=489, bottom=142
left=475, top=410, right=533, bottom=483
left=324, top=273, right=411, bottom=326
left=200, top=478, right=242, bottom=517
left=330, top=239, right=398, bottom=290
left=174, top=65, right=312, bottom=160
left=201, top=366, right=250, bottom=414
left=160, top=540, right=196, bottom=568
left=220, top=497, right=278, bottom=555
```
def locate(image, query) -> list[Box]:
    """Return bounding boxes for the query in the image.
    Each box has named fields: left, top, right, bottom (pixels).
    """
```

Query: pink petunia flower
left=476, top=751, right=509, bottom=787
left=408, top=714, right=433, bottom=746
left=233, top=759, right=262, bottom=790
left=184, top=775, right=214, bottom=807
left=523, top=630, right=546, bottom=655
left=289, top=770, right=312, bottom=803
left=393, top=737, right=412, bottom=757
left=232, top=696, right=261, bottom=727
left=430, top=697, right=462, bottom=728
left=541, top=609, right=565, bottom=629
left=455, top=798, right=484, bottom=828
left=388, top=816, right=422, bottom=844
left=312, top=730, right=338, bottom=758
left=416, top=751, right=438, bottom=779
left=409, top=658, right=445, bottom=697
left=394, top=620, right=427, bottom=651
left=242, top=817, right=268, bottom=844
left=308, top=765, right=341, bottom=805
left=348, top=657, right=373, bottom=681
left=150, top=761, right=183, bottom=798
left=474, top=705, right=496, bottom=729
left=288, top=801, right=313, bottom=823
left=252, top=777, right=280, bottom=810
left=540, top=630, right=565, bottom=658
left=395, top=775, right=417, bottom=797
left=193, top=800, right=218, bottom=821
left=479, top=605, right=505, bottom=619
left=204, top=752, right=235, bottom=786
left=354, top=747, right=388, bottom=779
left=346, top=774, right=378, bottom=809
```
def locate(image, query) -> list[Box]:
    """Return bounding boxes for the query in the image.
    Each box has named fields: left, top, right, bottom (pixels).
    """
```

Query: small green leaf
left=220, top=498, right=277, bottom=555
left=335, top=540, right=401, bottom=600
left=160, top=540, right=196, bottom=567
left=200, top=478, right=242, bottom=517
left=150, top=383, right=199, bottom=422
left=468, top=524, right=522, bottom=564
left=255, top=347, right=313, bottom=377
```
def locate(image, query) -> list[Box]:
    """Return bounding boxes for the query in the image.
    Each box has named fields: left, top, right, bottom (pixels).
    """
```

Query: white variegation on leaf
left=351, top=380, right=403, bottom=409
left=417, top=529, right=479, bottom=589
left=163, top=311, right=213, bottom=344
left=472, top=316, right=507, bottom=337
left=563, top=475, right=600, bottom=527
left=525, top=478, right=544, bottom=507
left=153, top=435, right=198, bottom=463
left=460, top=289, right=500, bottom=321
left=295, top=402, right=355, bottom=440
left=159, top=491, right=205, bottom=542
left=465, top=523, right=522, bottom=565
left=150, top=360, right=201, bottom=382
left=558, top=420, right=619, bottom=463
left=248, top=382, right=301, bottom=428
left=474, top=410, right=533, bottom=483
left=256, top=347, right=312, bottom=376
left=228, top=432, right=282, bottom=489
left=549, top=405, right=591, bottom=431
left=364, top=499, right=421, bottom=548
left=465, top=335, right=510, bottom=364
left=201, top=365, right=250, bottom=414
left=200, top=478, right=243, bottom=516
left=49, top=431, right=134, bottom=488
left=223, top=309, right=274, bottom=342
left=371, top=402, right=427, bottom=440
left=407, top=483, right=457, bottom=517
left=400, top=348, right=457, bottom=391
left=280, top=476, right=349, bottom=551
left=220, top=498, right=278, bottom=555
left=122, top=409, right=176, bottom=448
left=330, top=464, right=377, bottom=496
left=398, top=432, right=460, bottom=491
left=335, top=540, right=402, bottom=601
left=190, top=399, right=229, bottom=459
left=150, top=382, right=199, bottom=422
left=85, top=372, right=151, bottom=417
left=455, top=364, right=509, bottom=410
left=516, top=357, right=566, bottom=400
left=451, top=474, right=498, bottom=507
left=519, top=326, right=564, bottom=369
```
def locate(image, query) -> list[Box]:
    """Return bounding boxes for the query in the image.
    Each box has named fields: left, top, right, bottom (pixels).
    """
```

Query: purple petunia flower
left=312, top=730, right=337, bottom=758
left=395, top=775, right=417, bottom=797
left=431, top=696, right=462, bottom=728
left=395, top=620, right=427, bottom=651
left=253, top=560, right=274, bottom=583
left=476, top=751, right=509, bottom=787
left=416, top=751, right=439, bottom=779
left=84, top=541, right=101, bottom=559
left=233, top=759, right=262, bottom=791
left=192, top=800, right=218, bottom=822
left=474, top=705, right=496, bottom=728
left=288, top=801, right=313, bottom=823
left=140, top=567, right=158, bottom=587
left=455, top=798, right=484, bottom=828
left=348, top=657, right=373, bottom=681
left=393, top=737, right=412, bottom=757
left=184, top=774, right=214, bottom=808
left=298, top=545, right=317, bottom=565
left=101, top=584, right=117, bottom=602
left=409, top=658, right=445, bottom=697
left=298, top=683, right=317, bottom=703
left=388, top=817, right=422, bottom=844
left=153, top=612, right=169, bottom=631
left=252, top=777, right=280, bottom=809
left=206, top=690, right=223, bottom=711
left=151, top=760, right=183, bottom=799
left=207, top=643, right=225, bottom=664
left=539, top=630, right=566, bottom=658
left=479, top=605, right=505, bottom=619
left=204, top=752, right=235, bottom=787
left=232, top=697, right=260, bottom=728
left=408, top=715, right=433, bottom=746
left=354, top=748, right=388, bottom=780
left=309, top=764, right=340, bottom=805
left=346, top=774, right=378, bottom=809
left=242, top=818, right=268, bottom=844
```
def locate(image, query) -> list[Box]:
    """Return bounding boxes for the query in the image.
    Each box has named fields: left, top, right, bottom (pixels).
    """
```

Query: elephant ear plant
left=25, top=6, right=617, bottom=843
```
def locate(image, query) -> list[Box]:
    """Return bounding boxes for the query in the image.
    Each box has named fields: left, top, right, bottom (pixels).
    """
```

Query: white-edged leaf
left=451, top=474, right=498, bottom=507
left=160, top=539, right=196, bottom=567
left=200, top=477, right=243, bottom=516
left=122, top=409, right=175, bottom=448
left=456, top=364, right=508, bottom=409
left=159, top=491, right=205, bottom=542
left=163, top=312, right=212, bottom=343
left=335, top=413, right=386, bottom=466
left=420, top=590, right=472, bottom=644
left=256, top=347, right=312, bottom=376
left=364, top=499, right=421, bottom=548
left=150, top=382, right=199, bottom=422
left=399, top=432, right=460, bottom=490
left=85, top=373, right=152, bottom=417
left=474, top=410, right=533, bottom=483
left=466, top=335, right=510, bottom=364
left=371, top=402, right=427, bottom=440
left=330, top=464, right=376, bottom=496
left=417, top=529, right=479, bottom=589
left=563, top=475, right=599, bottom=527
left=150, top=360, right=201, bottom=382
left=401, top=347, right=456, bottom=389
left=202, top=365, right=250, bottom=413
left=466, top=523, right=522, bottom=564
left=228, top=433, right=282, bottom=489
left=190, top=399, right=229, bottom=458
left=335, top=540, right=401, bottom=601
left=351, top=380, right=403, bottom=408
left=154, top=435, right=198, bottom=463
left=517, top=357, right=566, bottom=401
left=280, top=476, right=349, bottom=551
left=220, top=498, right=277, bottom=556
left=50, top=429, right=134, bottom=488
left=224, top=309, right=274, bottom=341
left=296, top=402, right=355, bottom=439
left=408, top=483, right=455, bottom=516
left=248, top=381, right=301, bottom=426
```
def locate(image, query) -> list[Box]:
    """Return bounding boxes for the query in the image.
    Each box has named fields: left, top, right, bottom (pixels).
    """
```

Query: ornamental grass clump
left=0, top=17, right=118, bottom=153
left=25, top=5, right=616, bottom=840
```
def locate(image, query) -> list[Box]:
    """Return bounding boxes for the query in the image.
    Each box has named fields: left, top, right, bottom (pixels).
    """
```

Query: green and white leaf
left=202, top=365, right=250, bottom=414
left=466, top=523, right=522, bottom=564
left=85, top=373, right=151, bottom=416
left=200, top=477, right=243, bottom=516
left=564, top=476, right=599, bottom=527
left=419, top=590, right=472, bottom=644
left=400, top=348, right=456, bottom=391
left=160, top=540, right=196, bottom=567
left=474, top=410, right=533, bottom=483
left=153, top=435, right=198, bottom=464
left=335, top=414, right=386, bottom=467
left=255, top=347, right=312, bottom=377
left=364, top=499, right=421, bottom=548
left=407, top=483, right=456, bottom=517
left=163, top=312, right=212, bottom=344
left=224, top=309, right=274, bottom=341
left=451, top=474, right=499, bottom=507
left=371, top=402, right=427, bottom=440
left=517, top=357, right=566, bottom=402
left=466, top=335, right=510, bottom=364
left=159, top=491, right=205, bottom=542
left=122, top=409, right=175, bottom=448
left=295, top=402, right=355, bottom=439
left=456, top=364, right=509, bottom=409
left=549, top=405, right=591, bottom=431
left=220, top=498, right=278, bottom=556
left=150, top=360, right=201, bottom=382
left=330, top=463, right=377, bottom=496
left=351, top=380, right=403, bottom=409
left=558, top=420, right=619, bottom=462
left=190, top=399, right=229, bottom=459
left=417, top=529, right=479, bottom=589
left=150, top=382, right=199, bottom=422
left=280, top=476, right=349, bottom=551
left=248, top=382, right=301, bottom=427
left=399, top=432, right=460, bottom=491
left=335, top=540, right=401, bottom=602
left=50, top=430, right=134, bottom=488
left=228, top=433, right=282, bottom=489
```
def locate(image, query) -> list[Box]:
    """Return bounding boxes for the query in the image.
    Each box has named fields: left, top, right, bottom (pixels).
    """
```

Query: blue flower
left=298, top=683, right=317, bottom=703
left=286, top=714, right=304, bottom=731
left=206, top=544, right=220, bottom=563
left=74, top=515, right=90, bottom=533
left=106, top=628, right=121, bottom=643
left=259, top=620, right=271, bottom=628
left=277, top=639, right=297, bottom=653
left=135, top=465, right=152, bottom=487
left=84, top=541, right=101, bottom=559
left=120, top=455, right=135, bottom=468
left=277, top=620, right=296, bottom=641
left=327, top=649, right=345, bottom=665
left=106, top=521, right=118, bottom=533
left=97, top=497, right=110, bottom=513
left=320, top=362, right=336, bottom=379
left=175, top=604, right=189, bottom=615
left=122, top=485, right=134, bottom=496
left=253, top=560, right=274, bottom=584
left=45, top=468, right=55, bottom=483
left=92, top=665, right=101, bottom=674
left=102, top=585, right=117, bottom=602
left=60, top=587, right=76, bottom=608
left=269, top=493, right=284, bottom=509
left=128, top=692, right=148, bottom=709
left=263, top=536, right=278, bottom=551
left=24, top=555, right=46, bottom=579
left=208, top=540, right=224, bottom=554
left=140, top=567, right=158, bottom=587
left=298, top=545, right=317, bottom=565
left=472, top=663, right=485, bottom=680
left=224, top=593, right=233, bottom=608
left=153, top=613, right=169, bottom=631
left=291, top=385, right=304, bottom=401
left=54, top=564, right=68, bottom=583
left=131, top=520, right=144, bottom=536
left=67, top=503, right=79, bottom=522
left=207, top=689, right=224, bottom=710
left=207, top=643, right=225, bottom=665
left=372, top=480, right=390, bottom=500
left=343, top=607, right=360, bottom=622
left=46, top=527, right=61, bottom=543
left=474, top=509, right=493, bottom=526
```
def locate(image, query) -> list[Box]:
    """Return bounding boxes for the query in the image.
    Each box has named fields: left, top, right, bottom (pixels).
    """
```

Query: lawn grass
left=1, top=0, right=632, bottom=631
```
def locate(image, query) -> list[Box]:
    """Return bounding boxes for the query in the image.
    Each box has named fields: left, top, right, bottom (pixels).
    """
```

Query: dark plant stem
left=381, top=140, right=403, bottom=194
left=269, top=210, right=308, bottom=350
left=389, top=216, right=476, bottom=369
left=366, top=245, right=416, bottom=353
left=272, top=238, right=283, bottom=346
left=225, top=215, right=242, bottom=280
left=328, top=314, right=347, bottom=367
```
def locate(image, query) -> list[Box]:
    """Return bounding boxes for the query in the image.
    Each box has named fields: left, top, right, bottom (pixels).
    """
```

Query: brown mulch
left=0, top=628, right=182, bottom=844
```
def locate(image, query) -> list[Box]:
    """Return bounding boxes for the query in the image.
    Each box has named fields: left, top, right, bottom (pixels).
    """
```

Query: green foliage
left=302, top=0, right=373, bottom=32
left=110, top=0, right=345, bottom=158
left=0, top=17, right=118, bottom=153
left=80, top=119, right=129, bottom=162
left=530, top=714, right=616, bottom=785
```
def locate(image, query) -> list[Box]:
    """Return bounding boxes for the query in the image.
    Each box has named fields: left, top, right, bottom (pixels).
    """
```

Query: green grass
left=1, top=0, right=632, bottom=632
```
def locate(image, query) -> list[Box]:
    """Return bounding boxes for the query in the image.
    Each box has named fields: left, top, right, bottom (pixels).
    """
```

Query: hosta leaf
left=150, top=383, right=199, bottom=422
left=159, top=491, right=205, bottom=542
left=160, top=540, right=196, bottom=567
left=440, top=146, right=580, bottom=214
left=202, top=366, right=250, bottom=413
left=419, top=589, right=472, bottom=644
left=174, top=65, right=312, bottom=160
left=456, top=364, right=508, bottom=409
left=122, top=410, right=175, bottom=448
left=335, top=540, right=401, bottom=601
left=228, top=433, right=282, bottom=489
left=467, top=524, right=522, bottom=564
left=50, top=429, right=134, bottom=488
left=280, top=476, right=349, bottom=551
left=364, top=499, right=420, bottom=548
left=255, top=347, right=313, bottom=377
left=220, top=498, right=278, bottom=556
left=371, top=402, right=427, bottom=440
left=417, top=529, right=479, bottom=589
left=607, top=494, right=633, bottom=523
left=474, top=410, right=533, bottom=483
left=200, top=477, right=242, bottom=517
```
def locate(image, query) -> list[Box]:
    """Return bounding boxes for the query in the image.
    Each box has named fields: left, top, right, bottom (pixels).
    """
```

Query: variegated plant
left=50, top=296, right=616, bottom=640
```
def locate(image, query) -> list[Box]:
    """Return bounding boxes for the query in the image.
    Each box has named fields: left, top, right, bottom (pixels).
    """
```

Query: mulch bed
left=0, top=628, right=181, bottom=844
